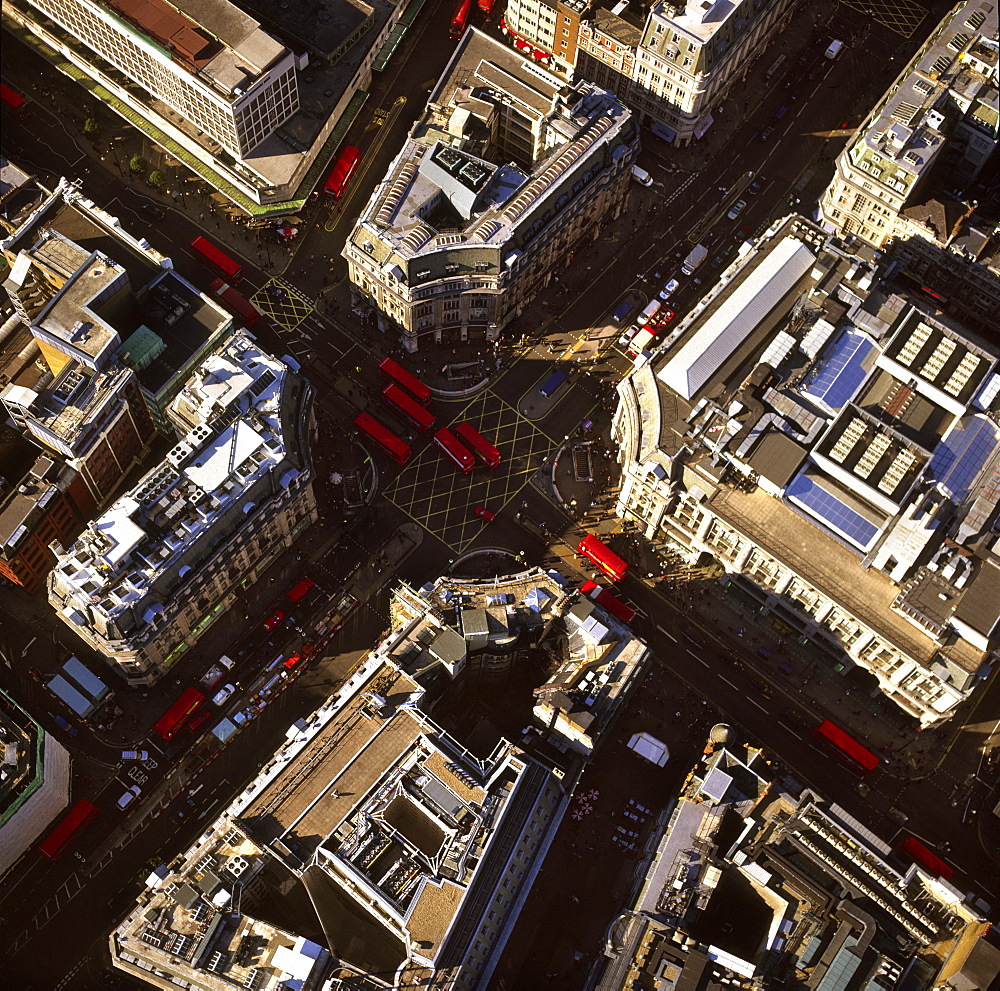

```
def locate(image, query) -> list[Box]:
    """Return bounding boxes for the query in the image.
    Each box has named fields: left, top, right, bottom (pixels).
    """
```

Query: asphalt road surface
left=1, top=0, right=997, bottom=985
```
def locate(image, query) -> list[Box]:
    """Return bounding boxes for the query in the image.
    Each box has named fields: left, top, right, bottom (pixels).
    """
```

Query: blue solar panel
left=926, top=416, right=1000, bottom=502
left=802, top=331, right=875, bottom=413
left=786, top=471, right=881, bottom=548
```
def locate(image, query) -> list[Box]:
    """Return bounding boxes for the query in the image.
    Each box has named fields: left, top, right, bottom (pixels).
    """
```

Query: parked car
left=262, top=609, right=285, bottom=631
left=121, top=750, right=148, bottom=760
left=618, top=324, right=641, bottom=348
left=117, top=785, right=142, bottom=810
left=140, top=203, right=165, bottom=220
left=727, top=199, right=746, bottom=220
left=658, top=278, right=680, bottom=300
left=211, top=683, right=236, bottom=707
left=187, top=710, right=211, bottom=734
left=774, top=105, right=788, bottom=119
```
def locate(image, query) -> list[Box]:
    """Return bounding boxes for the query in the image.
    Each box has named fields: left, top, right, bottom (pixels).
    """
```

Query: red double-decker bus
left=577, top=534, right=628, bottom=582
left=378, top=357, right=432, bottom=405
left=324, top=145, right=361, bottom=199
left=454, top=422, right=501, bottom=469
left=813, top=719, right=880, bottom=774
left=382, top=383, right=436, bottom=434
left=210, top=278, right=261, bottom=327
left=154, top=687, right=205, bottom=741
left=355, top=413, right=411, bottom=466
left=450, top=0, right=472, bottom=37
left=191, top=236, right=242, bottom=281
left=580, top=580, right=634, bottom=624
left=1, top=82, right=28, bottom=118
left=434, top=428, right=475, bottom=474
left=38, top=799, right=98, bottom=860
left=898, top=836, right=954, bottom=879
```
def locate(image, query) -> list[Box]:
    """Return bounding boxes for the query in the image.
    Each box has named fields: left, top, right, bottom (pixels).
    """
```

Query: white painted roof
left=657, top=237, right=816, bottom=399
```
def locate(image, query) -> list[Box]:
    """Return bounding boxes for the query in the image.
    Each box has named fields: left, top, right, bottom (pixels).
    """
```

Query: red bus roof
left=382, top=383, right=436, bottom=433
left=38, top=799, right=98, bottom=860
left=1, top=83, right=26, bottom=110
left=355, top=413, right=411, bottom=465
left=288, top=577, right=315, bottom=603
left=577, top=534, right=628, bottom=582
left=324, top=146, right=360, bottom=198
left=813, top=720, right=880, bottom=773
left=454, top=422, right=501, bottom=468
left=580, top=580, right=635, bottom=623
left=378, top=357, right=432, bottom=405
left=209, top=278, right=261, bottom=327
left=899, top=836, right=954, bottom=879
left=154, top=687, right=205, bottom=741
left=190, top=236, right=241, bottom=280
left=450, top=0, right=472, bottom=36
left=433, top=428, right=475, bottom=473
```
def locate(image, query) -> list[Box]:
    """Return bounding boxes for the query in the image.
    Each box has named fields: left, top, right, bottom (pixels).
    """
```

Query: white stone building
left=47, top=332, right=317, bottom=684
left=819, top=0, right=998, bottom=248
left=343, top=28, right=638, bottom=350
left=611, top=215, right=1000, bottom=727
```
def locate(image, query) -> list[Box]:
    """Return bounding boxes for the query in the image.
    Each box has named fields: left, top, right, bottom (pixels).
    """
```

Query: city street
left=1, top=0, right=997, bottom=985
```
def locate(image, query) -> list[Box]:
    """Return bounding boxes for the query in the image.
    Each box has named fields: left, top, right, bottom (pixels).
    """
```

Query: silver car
left=658, top=279, right=680, bottom=300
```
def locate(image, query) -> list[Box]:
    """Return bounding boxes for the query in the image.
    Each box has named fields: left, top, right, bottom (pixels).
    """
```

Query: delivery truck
left=681, top=244, right=708, bottom=275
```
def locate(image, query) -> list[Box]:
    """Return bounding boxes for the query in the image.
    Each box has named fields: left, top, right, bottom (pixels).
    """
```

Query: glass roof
left=801, top=330, right=875, bottom=414
left=786, top=471, right=882, bottom=549
left=926, top=415, right=1000, bottom=503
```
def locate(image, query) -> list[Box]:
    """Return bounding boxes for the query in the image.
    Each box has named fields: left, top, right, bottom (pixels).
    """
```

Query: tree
left=147, top=170, right=166, bottom=189
left=83, top=117, right=100, bottom=137
left=128, top=155, right=148, bottom=176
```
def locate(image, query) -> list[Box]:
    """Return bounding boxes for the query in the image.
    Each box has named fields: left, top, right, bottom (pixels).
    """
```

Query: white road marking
left=655, top=625, right=676, bottom=641
left=719, top=675, right=738, bottom=689
left=746, top=697, right=768, bottom=712
left=686, top=649, right=708, bottom=666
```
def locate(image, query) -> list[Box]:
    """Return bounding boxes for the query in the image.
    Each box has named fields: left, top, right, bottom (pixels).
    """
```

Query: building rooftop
left=48, top=334, right=302, bottom=640
left=854, top=0, right=999, bottom=192
left=706, top=482, right=982, bottom=675
left=349, top=27, right=633, bottom=271
left=106, top=0, right=285, bottom=98
left=599, top=738, right=992, bottom=990
left=113, top=624, right=568, bottom=987
left=622, top=215, right=1000, bottom=722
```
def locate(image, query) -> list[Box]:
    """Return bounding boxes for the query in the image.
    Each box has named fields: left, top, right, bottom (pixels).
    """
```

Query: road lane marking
left=686, top=649, right=709, bottom=666
left=655, top=625, right=676, bottom=641
left=746, top=697, right=768, bottom=712
left=719, top=675, right=738, bottom=689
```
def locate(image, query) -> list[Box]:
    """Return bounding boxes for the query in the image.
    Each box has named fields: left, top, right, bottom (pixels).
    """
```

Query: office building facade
left=502, top=0, right=796, bottom=145
left=343, top=28, right=638, bottom=350
left=47, top=333, right=317, bottom=684
left=611, top=215, right=999, bottom=727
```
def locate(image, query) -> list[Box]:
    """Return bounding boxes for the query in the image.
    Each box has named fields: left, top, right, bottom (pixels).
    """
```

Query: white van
left=635, top=299, right=662, bottom=326
left=631, top=165, right=653, bottom=187
left=627, top=328, right=657, bottom=357
left=117, top=784, right=141, bottom=810
left=824, top=39, right=844, bottom=59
